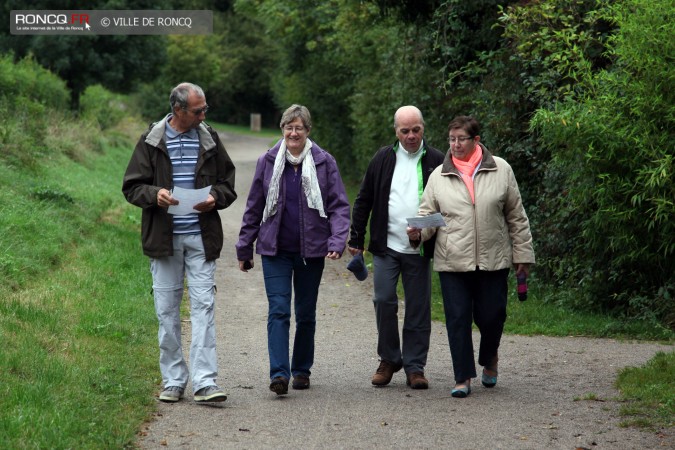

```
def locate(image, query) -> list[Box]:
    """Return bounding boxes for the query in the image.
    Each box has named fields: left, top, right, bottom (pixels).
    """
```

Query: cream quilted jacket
left=418, top=144, right=535, bottom=272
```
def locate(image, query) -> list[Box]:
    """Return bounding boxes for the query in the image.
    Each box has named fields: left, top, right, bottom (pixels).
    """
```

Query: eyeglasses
left=448, top=136, right=473, bottom=144
left=186, top=105, right=209, bottom=115
left=283, top=125, right=306, bottom=133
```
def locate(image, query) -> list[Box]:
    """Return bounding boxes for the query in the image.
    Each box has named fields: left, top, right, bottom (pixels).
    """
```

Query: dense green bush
left=80, top=85, right=129, bottom=130
left=530, top=0, right=674, bottom=325
left=0, top=54, right=69, bottom=108
left=0, top=54, right=129, bottom=169
left=0, top=54, right=70, bottom=169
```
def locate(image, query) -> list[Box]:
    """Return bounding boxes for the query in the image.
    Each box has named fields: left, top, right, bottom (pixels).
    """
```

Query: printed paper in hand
left=406, top=212, right=446, bottom=228
left=168, top=186, right=212, bottom=215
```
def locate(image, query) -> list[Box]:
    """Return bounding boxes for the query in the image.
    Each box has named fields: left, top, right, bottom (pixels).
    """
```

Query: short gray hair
left=169, top=82, right=205, bottom=112
left=280, top=104, right=312, bottom=130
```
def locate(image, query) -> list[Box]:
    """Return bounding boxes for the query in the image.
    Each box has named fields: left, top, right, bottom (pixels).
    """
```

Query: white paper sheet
left=406, top=212, right=446, bottom=228
left=167, top=186, right=212, bottom=215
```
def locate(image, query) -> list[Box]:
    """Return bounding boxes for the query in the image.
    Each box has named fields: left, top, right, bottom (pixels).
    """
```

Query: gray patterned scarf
left=262, top=138, right=326, bottom=223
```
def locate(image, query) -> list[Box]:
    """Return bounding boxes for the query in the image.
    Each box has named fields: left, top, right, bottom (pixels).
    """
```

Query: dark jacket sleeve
left=122, top=131, right=162, bottom=210
left=348, top=155, right=378, bottom=250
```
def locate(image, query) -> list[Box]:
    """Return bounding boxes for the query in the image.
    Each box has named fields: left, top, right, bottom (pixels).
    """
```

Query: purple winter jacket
left=235, top=139, right=351, bottom=261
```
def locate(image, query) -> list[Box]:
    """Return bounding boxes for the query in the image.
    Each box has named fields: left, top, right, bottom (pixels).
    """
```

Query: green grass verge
left=616, top=351, right=675, bottom=429
left=0, top=131, right=159, bottom=448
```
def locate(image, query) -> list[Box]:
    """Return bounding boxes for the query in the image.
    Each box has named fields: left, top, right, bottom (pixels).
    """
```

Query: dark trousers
left=262, top=254, right=325, bottom=380
left=372, top=249, right=431, bottom=374
left=438, top=269, right=509, bottom=382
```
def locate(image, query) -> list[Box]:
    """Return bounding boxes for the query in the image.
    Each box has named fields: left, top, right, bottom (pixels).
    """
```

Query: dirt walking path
left=138, top=131, right=673, bottom=449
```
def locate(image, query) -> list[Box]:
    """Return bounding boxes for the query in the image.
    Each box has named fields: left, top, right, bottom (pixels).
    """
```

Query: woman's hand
left=326, top=251, right=341, bottom=260
left=514, top=263, right=530, bottom=277
left=406, top=226, right=422, bottom=241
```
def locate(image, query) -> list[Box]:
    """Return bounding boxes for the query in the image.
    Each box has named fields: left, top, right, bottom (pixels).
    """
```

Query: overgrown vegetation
left=529, top=0, right=674, bottom=327
left=0, top=55, right=158, bottom=448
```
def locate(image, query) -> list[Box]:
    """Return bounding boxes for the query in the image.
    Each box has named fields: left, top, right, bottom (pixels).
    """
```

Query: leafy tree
left=136, top=5, right=277, bottom=125
left=235, top=0, right=452, bottom=178
left=234, top=0, right=357, bottom=167
left=0, top=0, right=170, bottom=109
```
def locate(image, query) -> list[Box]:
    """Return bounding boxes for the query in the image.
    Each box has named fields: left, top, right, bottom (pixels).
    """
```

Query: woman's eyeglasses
left=283, top=126, right=306, bottom=133
left=448, top=136, right=473, bottom=144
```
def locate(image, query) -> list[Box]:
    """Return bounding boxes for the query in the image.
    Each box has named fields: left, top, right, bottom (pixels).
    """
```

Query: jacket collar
left=440, top=142, right=496, bottom=175
left=145, top=114, right=216, bottom=151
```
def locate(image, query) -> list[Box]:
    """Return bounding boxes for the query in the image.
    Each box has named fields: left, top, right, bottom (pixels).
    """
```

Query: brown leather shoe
left=269, top=377, right=289, bottom=395
left=371, top=360, right=403, bottom=386
left=406, top=372, right=429, bottom=389
left=292, top=374, right=310, bottom=390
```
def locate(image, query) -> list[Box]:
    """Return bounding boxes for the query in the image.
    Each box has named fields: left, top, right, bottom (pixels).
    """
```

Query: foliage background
left=0, top=0, right=672, bottom=327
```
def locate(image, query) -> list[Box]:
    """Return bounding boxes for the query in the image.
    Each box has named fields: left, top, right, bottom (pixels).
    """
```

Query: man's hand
left=157, top=188, right=179, bottom=208
left=194, top=194, right=216, bottom=212
left=347, top=246, right=362, bottom=257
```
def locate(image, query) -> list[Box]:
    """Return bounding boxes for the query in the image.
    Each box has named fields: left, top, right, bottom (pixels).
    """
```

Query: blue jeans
left=262, top=253, right=325, bottom=380
left=438, top=269, right=509, bottom=382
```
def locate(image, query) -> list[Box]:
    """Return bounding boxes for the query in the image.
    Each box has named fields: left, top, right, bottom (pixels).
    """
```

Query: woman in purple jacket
left=236, top=104, right=351, bottom=395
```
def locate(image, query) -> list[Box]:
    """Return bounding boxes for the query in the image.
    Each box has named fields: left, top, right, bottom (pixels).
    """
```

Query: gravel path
left=137, top=131, right=673, bottom=449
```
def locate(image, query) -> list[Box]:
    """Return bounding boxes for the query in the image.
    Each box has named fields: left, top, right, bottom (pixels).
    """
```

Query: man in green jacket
left=122, top=82, right=236, bottom=403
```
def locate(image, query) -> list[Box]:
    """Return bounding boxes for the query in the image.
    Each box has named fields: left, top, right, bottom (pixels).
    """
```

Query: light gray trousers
left=150, top=234, right=219, bottom=393
left=372, top=248, right=431, bottom=374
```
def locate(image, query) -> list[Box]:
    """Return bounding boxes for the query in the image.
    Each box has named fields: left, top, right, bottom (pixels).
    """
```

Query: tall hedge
left=530, top=0, right=674, bottom=325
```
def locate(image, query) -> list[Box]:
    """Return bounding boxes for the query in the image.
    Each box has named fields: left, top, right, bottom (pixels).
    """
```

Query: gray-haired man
left=123, top=82, right=236, bottom=403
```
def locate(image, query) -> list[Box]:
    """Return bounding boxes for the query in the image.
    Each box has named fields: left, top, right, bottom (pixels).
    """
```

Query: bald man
left=348, top=106, right=445, bottom=390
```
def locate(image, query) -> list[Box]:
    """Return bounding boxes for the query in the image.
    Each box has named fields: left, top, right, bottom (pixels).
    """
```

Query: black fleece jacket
left=348, top=142, right=445, bottom=257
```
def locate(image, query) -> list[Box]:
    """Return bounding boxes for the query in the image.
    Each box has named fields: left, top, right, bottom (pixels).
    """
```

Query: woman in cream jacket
left=408, top=116, right=535, bottom=398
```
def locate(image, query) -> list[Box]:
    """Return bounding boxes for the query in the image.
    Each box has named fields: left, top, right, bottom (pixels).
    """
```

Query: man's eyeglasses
left=283, top=125, right=306, bottom=133
left=448, top=136, right=473, bottom=144
left=187, top=105, right=209, bottom=115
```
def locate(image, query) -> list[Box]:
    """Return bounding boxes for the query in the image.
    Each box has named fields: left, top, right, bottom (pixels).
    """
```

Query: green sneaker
left=159, top=386, right=184, bottom=403
left=194, top=385, right=227, bottom=403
